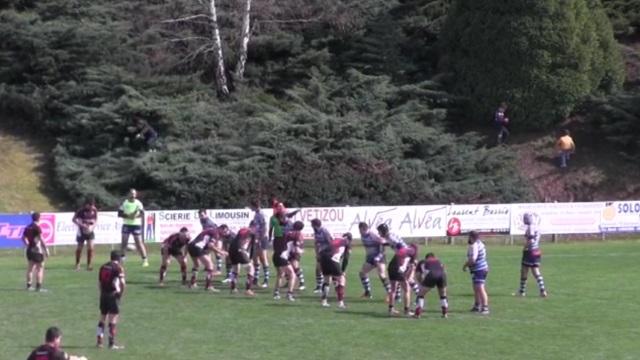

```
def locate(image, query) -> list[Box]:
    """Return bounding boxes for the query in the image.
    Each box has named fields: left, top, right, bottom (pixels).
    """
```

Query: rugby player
left=414, top=253, right=449, bottom=318
left=272, top=221, right=302, bottom=301
left=386, top=243, right=418, bottom=316
left=23, top=212, right=49, bottom=292
left=228, top=227, right=257, bottom=296
left=250, top=200, right=270, bottom=288
left=319, top=233, right=352, bottom=309
left=287, top=221, right=306, bottom=291
left=72, top=197, right=98, bottom=271
left=187, top=227, right=227, bottom=292
left=118, top=189, right=148, bottom=267
left=27, top=327, right=87, bottom=360
left=97, top=251, right=126, bottom=349
left=198, top=209, right=223, bottom=273
left=217, top=224, right=236, bottom=282
left=377, top=223, right=409, bottom=303
left=516, top=213, right=548, bottom=297
left=311, top=218, right=333, bottom=293
left=463, top=231, right=490, bottom=315
left=159, top=227, right=191, bottom=286
left=357, top=222, right=390, bottom=299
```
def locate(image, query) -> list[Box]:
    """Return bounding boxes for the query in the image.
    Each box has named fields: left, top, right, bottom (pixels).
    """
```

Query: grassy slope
left=0, top=128, right=61, bottom=213
left=0, top=242, right=639, bottom=360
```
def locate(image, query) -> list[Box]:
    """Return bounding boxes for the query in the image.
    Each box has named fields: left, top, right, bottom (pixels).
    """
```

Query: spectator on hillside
left=134, top=118, right=158, bottom=152
left=555, top=129, right=575, bottom=168
left=495, top=102, right=510, bottom=145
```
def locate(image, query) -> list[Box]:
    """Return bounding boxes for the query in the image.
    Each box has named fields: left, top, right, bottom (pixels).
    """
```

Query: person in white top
left=515, top=213, right=548, bottom=297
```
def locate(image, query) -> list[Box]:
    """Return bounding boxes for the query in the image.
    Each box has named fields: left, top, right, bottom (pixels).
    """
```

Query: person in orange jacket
left=555, top=129, right=575, bottom=168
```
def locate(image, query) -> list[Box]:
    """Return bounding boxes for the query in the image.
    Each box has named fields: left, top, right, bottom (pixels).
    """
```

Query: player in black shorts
left=319, top=233, right=352, bottom=309
left=72, top=197, right=98, bottom=271
left=228, top=228, right=257, bottom=296
left=27, top=327, right=87, bottom=360
left=218, top=224, right=236, bottom=283
left=159, top=227, right=191, bottom=286
left=22, top=212, right=49, bottom=292
left=187, top=228, right=227, bottom=292
left=272, top=221, right=302, bottom=301
left=97, top=251, right=126, bottom=349
left=387, top=244, right=418, bottom=317
left=414, top=253, right=449, bottom=318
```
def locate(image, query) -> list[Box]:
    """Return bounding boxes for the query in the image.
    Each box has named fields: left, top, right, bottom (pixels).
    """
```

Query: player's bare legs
left=75, top=242, right=84, bottom=271
left=159, top=250, right=171, bottom=285
left=387, top=281, right=399, bottom=315
left=26, top=261, right=35, bottom=290
left=132, top=234, right=148, bottom=263
left=86, top=239, right=94, bottom=270
left=35, top=262, right=45, bottom=291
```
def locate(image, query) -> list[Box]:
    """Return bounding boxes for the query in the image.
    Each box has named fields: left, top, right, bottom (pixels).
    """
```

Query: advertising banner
left=288, top=205, right=447, bottom=239
left=446, top=204, right=511, bottom=235
left=510, top=202, right=605, bottom=235
left=152, top=208, right=257, bottom=242
left=0, top=213, right=31, bottom=248
left=600, top=201, right=640, bottom=232
left=44, top=212, right=123, bottom=246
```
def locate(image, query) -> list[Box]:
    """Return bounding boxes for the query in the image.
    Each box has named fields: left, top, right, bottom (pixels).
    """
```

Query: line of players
left=23, top=201, right=548, bottom=355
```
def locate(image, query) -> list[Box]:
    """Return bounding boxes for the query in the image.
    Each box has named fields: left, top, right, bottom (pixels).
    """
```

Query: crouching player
left=97, top=251, right=125, bottom=349
left=387, top=243, right=418, bottom=316
left=159, top=227, right=191, bottom=286
left=319, top=233, right=352, bottom=309
left=187, top=227, right=227, bottom=292
left=228, top=228, right=257, bottom=296
left=414, top=253, right=449, bottom=318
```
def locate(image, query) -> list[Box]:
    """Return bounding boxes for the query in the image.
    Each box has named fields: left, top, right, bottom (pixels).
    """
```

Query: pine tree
left=443, top=0, right=625, bottom=129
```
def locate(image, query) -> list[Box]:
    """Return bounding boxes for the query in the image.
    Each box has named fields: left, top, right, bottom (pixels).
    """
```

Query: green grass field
left=1, top=241, right=639, bottom=360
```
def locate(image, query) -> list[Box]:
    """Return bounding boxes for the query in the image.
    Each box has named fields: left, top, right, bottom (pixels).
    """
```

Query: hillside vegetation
left=0, top=0, right=637, bottom=209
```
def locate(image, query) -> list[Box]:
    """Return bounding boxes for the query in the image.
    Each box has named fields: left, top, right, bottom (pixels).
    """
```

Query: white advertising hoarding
left=510, top=202, right=605, bottom=235
left=446, top=204, right=511, bottom=235
left=600, top=201, right=640, bottom=232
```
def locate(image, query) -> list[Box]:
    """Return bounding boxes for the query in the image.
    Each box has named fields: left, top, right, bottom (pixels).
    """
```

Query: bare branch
left=255, top=17, right=322, bottom=24
left=161, top=14, right=209, bottom=24
left=168, top=37, right=210, bottom=43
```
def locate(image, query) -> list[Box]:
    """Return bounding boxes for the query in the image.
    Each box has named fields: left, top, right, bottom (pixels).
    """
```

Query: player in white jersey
left=516, top=213, right=548, bottom=297
left=463, top=231, right=490, bottom=315
left=357, top=222, right=390, bottom=299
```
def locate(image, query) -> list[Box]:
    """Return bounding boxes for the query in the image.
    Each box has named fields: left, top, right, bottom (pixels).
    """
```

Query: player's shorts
left=187, top=244, right=206, bottom=258
left=288, top=252, right=301, bottom=262
left=166, top=246, right=183, bottom=258
left=470, top=269, right=489, bottom=285
left=257, top=236, right=269, bottom=251
left=76, top=229, right=96, bottom=244
left=365, top=252, right=385, bottom=266
left=521, top=249, right=542, bottom=267
left=273, top=252, right=289, bottom=268
left=100, top=293, right=120, bottom=315
left=387, top=256, right=407, bottom=282
left=230, top=249, right=251, bottom=265
left=422, top=273, right=447, bottom=289
left=121, top=225, right=142, bottom=236
left=26, top=247, right=44, bottom=263
left=320, top=255, right=342, bottom=277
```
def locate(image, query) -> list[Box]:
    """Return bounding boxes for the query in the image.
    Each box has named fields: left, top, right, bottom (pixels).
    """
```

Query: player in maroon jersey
left=228, top=227, right=257, bottom=296
left=218, top=224, right=236, bottom=283
left=27, top=327, right=87, bottom=360
left=319, top=233, right=352, bottom=309
left=96, top=251, right=126, bottom=349
left=414, top=252, right=449, bottom=318
left=287, top=222, right=306, bottom=291
left=187, top=227, right=227, bottom=292
left=272, top=221, right=302, bottom=301
left=387, top=243, right=418, bottom=316
left=72, top=197, right=98, bottom=271
left=22, top=212, right=49, bottom=292
left=159, top=227, right=191, bottom=286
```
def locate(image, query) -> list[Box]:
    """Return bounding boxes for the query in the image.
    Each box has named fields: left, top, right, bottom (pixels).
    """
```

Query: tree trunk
left=209, top=0, right=230, bottom=96
left=234, top=0, right=252, bottom=80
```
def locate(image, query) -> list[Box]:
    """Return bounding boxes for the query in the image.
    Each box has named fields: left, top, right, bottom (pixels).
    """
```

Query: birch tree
left=234, top=0, right=252, bottom=80
left=208, top=0, right=230, bottom=96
